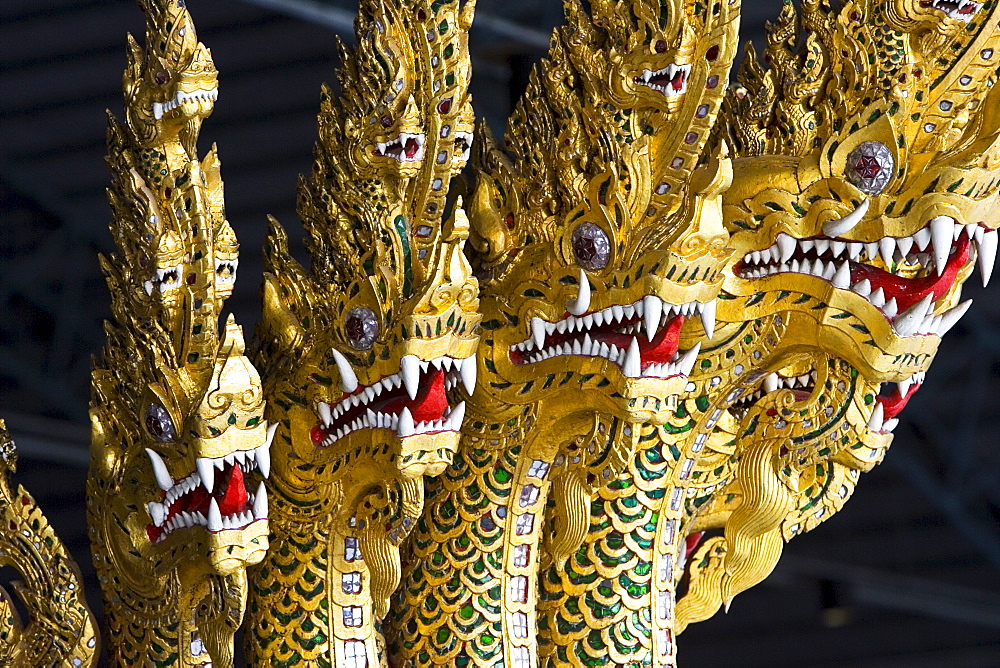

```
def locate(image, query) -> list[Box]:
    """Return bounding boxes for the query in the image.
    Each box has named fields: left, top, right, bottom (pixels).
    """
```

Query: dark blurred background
left=2, top=0, right=1000, bottom=665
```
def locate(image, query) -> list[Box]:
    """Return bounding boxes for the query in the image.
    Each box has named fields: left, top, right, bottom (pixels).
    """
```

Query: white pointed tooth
left=256, top=424, right=275, bottom=479
left=800, top=240, right=815, bottom=253
left=896, top=237, right=914, bottom=257
left=599, top=342, right=611, bottom=359
left=677, top=342, right=701, bottom=377
left=455, top=357, right=475, bottom=396
left=822, top=261, right=836, bottom=280
left=867, top=402, right=885, bottom=432
left=208, top=497, right=222, bottom=532
left=848, top=243, right=862, bottom=261
left=330, top=348, right=359, bottom=393
left=883, top=297, right=899, bottom=319
left=831, top=262, right=851, bottom=289
left=145, top=449, right=173, bottom=491
left=936, top=299, right=973, bottom=336
left=764, top=373, right=779, bottom=393
left=642, top=296, right=662, bottom=341
left=898, top=376, right=913, bottom=397
left=791, top=259, right=802, bottom=273
left=852, top=279, right=872, bottom=297
left=882, top=418, right=899, bottom=433
left=869, top=287, right=887, bottom=308
left=623, top=337, right=642, bottom=378
left=813, top=259, right=827, bottom=277
left=148, top=502, right=166, bottom=527
left=318, top=402, right=331, bottom=426
left=831, top=240, right=847, bottom=257
left=398, top=406, right=416, bottom=437
left=623, top=304, right=635, bottom=319
left=253, top=481, right=268, bottom=519
left=813, top=239, right=830, bottom=255
left=197, top=458, right=216, bottom=494
left=700, top=299, right=717, bottom=339
left=913, top=227, right=931, bottom=251
left=776, top=234, right=796, bottom=262
left=977, top=229, right=997, bottom=286
left=566, top=269, right=592, bottom=316
left=449, top=401, right=466, bottom=429
left=879, top=238, right=896, bottom=267
left=865, top=242, right=879, bottom=260
left=572, top=339, right=583, bottom=355
left=822, top=198, right=869, bottom=237
left=975, top=226, right=985, bottom=243
left=400, top=355, right=421, bottom=400
left=363, top=386, right=376, bottom=403
left=966, top=223, right=978, bottom=239
left=751, top=250, right=762, bottom=265
left=930, top=216, right=955, bottom=276
left=892, top=293, right=934, bottom=337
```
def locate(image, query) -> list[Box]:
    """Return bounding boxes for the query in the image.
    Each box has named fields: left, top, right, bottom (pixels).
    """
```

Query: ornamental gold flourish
left=247, top=0, right=480, bottom=665
left=89, top=0, right=271, bottom=665
left=0, top=421, right=98, bottom=666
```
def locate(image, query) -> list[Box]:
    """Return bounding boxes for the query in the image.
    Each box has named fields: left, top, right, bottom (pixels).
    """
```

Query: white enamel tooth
left=256, top=424, right=276, bottom=478
left=965, top=223, right=978, bottom=239
left=977, top=229, right=997, bottom=286
left=764, top=373, right=779, bottom=393
left=366, top=408, right=378, bottom=427
left=847, top=243, right=862, bottom=261
left=831, top=240, right=847, bottom=257
left=868, top=402, right=885, bottom=431
left=431, top=358, right=444, bottom=370
left=677, top=342, right=701, bottom=377
left=363, top=386, right=376, bottom=403
left=898, top=376, right=913, bottom=397
left=832, top=262, right=851, bottom=289
left=930, top=216, right=955, bottom=276
left=148, top=502, right=166, bottom=528
left=197, top=458, right=216, bottom=494
left=622, top=338, right=642, bottom=378
left=153, top=102, right=164, bottom=120
left=253, top=481, right=268, bottom=519
left=572, top=339, right=583, bottom=355
left=556, top=320, right=568, bottom=334
left=869, top=287, right=887, bottom=308
left=883, top=297, right=899, bottom=319
left=566, top=269, right=592, bottom=316
left=897, top=237, right=914, bottom=257
left=893, top=293, right=934, bottom=337
left=954, top=224, right=964, bottom=240
left=582, top=333, right=594, bottom=355
left=744, top=253, right=753, bottom=265
left=879, top=238, right=896, bottom=267
left=822, top=198, right=870, bottom=237
left=318, top=402, right=331, bottom=426
left=398, top=406, right=416, bottom=437
left=852, top=279, right=872, bottom=297
left=813, top=239, right=830, bottom=255
left=911, top=227, right=931, bottom=251
left=599, top=342, right=612, bottom=359
left=864, top=242, right=879, bottom=260
left=799, top=239, right=815, bottom=253
left=581, top=314, right=595, bottom=330
left=145, top=449, right=173, bottom=491
left=459, top=357, right=477, bottom=395
left=813, top=259, right=826, bottom=277
left=777, top=234, right=796, bottom=262
left=419, top=360, right=430, bottom=372
left=882, top=418, right=899, bottom=433
left=936, top=299, right=973, bottom=336
left=700, top=299, right=717, bottom=339
left=791, top=259, right=802, bottom=273
left=821, top=261, right=836, bottom=280
left=400, top=354, right=421, bottom=400
left=643, top=295, right=662, bottom=341
left=330, top=348, right=359, bottom=393
left=623, top=304, right=636, bottom=319
left=751, top=250, right=762, bottom=264
left=975, top=226, right=985, bottom=243
left=610, top=305, right=624, bottom=322
left=208, top=497, right=222, bottom=532
left=450, top=401, right=467, bottom=429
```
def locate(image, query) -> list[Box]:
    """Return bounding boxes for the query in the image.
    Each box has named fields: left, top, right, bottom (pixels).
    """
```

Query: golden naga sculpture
left=0, top=0, right=997, bottom=665
left=245, top=0, right=479, bottom=664
left=88, top=0, right=272, bottom=664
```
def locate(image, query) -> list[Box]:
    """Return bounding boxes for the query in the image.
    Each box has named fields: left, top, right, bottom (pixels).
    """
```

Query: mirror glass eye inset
left=345, top=307, right=379, bottom=350
left=572, top=222, right=611, bottom=270
left=145, top=404, right=176, bottom=442
left=846, top=141, right=893, bottom=195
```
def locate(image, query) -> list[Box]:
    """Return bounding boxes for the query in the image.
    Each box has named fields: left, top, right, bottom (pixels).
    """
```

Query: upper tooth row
left=932, top=0, right=980, bottom=20
left=747, top=218, right=985, bottom=275
left=143, top=264, right=184, bottom=295
left=148, top=482, right=268, bottom=539
left=318, top=402, right=466, bottom=447
left=517, top=333, right=701, bottom=379
left=740, top=369, right=819, bottom=404
left=895, top=370, right=926, bottom=397
left=323, top=356, right=473, bottom=421
left=152, top=88, right=219, bottom=119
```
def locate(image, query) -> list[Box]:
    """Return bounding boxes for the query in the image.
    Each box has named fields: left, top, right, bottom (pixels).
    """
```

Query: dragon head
left=256, top=0, right=480, bottom=501
left=124, top=0, right=218, bottom=157
left=468, top=0, right=740, bottom=429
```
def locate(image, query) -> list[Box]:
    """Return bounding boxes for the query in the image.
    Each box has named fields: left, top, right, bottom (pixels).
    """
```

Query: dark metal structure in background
left=0, top=0, right=998, bottom=664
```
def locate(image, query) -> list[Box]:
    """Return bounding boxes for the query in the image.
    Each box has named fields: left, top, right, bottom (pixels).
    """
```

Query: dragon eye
left=846, top=141, right=894, bottom=195
left=144, top=404, right=176, bottom=442
left=345, top=307, right=379, bottom=350
left=571, top=223, right=611, bottom=270
left=154, top=72, right=168, bottom=85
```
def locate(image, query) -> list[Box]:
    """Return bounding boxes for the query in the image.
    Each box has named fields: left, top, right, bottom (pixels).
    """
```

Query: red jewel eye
left=144, top=404, right=176, bottom=442
left=345, top=307, right=379, bottom=350
left=706, top=45, right=719, bottom=61
left=438, top=98, right=453, bottom=114
left=380, top=116, right=393, bottom=128
left=155, top=72, right=168, bottom=85
left=571, top=223, right=611, bottom=270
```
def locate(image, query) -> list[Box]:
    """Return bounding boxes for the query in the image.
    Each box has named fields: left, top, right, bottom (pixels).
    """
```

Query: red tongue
left=409, top=370, right=448, bottom=422
left=849, top=236, right=969, bottom=313
left=878, top=383, right=920, bottom=420
left=404, top=138, right=420, bottom=159
left=218, top=463, right=247, bottom=516
left=672, top=71, right=684, bottom=91
left=684, top=531, right=705, bottom=559
left=639, top=315, right=685, bottom=367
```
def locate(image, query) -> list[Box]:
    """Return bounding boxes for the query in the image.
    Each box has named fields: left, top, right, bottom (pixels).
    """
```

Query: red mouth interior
left=377, top=137, right=421, bottom=160
left=877, top=381, right=920, bottom=420
left=145, top=461, right=250, bottom=544
left=310, top=368, right=450, bottom=446
left=635, top=70, right=686, bottom=91
left=509, top=312, right=686, bottom=371
left=920, top=0, right=977, bottom=13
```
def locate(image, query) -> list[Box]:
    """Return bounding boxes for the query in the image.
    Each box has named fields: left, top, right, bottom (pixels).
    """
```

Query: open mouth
left=375, top=133, right=426, bottom=162
left=152, top=87, right=218, bottom=120
left=215, top=258, right=238, bottom=285
left=634, top=64, right=691, bottom=96
left=143, top=264, right=183, bottom=296
left=509, top=296, right=713, bottom=380
left=730, top=369, right=818, bottom=420
left=454, top=132, right=473, bottom=162
left=869, top=370, right=926, bottom=434
left=737, top=216, right=990, bottom=337
left=920, top=0, right=980, bottom=20
left=144, top=435, right=272, bottom=545
left=310, top=356, right=476, bottom=447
